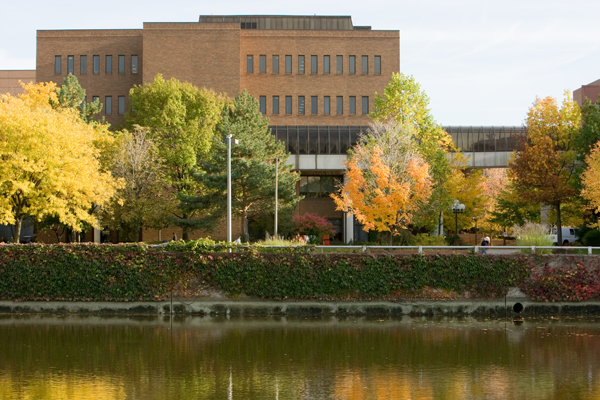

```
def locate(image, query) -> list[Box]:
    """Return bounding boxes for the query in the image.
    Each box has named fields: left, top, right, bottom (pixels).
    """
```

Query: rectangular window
left=118, top=55, right=125, bottom=74
left=375, top=56, right=381, bottom=74
left=105, top=96, right=112, bottom=115
left=54, top=56, right=61, bottom=74
left=298, top=96, right=305, bottom=115
left=106, top=55, right=112, bottom=73
left=132, top=55, right=138, bottom=74
left=324, top=96, right=330, bottom=115
left=118, top=96, right=125, bottom=115
left=259, top=55, right=266, bottom=73
left=362, top=55, right=368, bottom=74
left=92, top=96, right=99, bottom=103
left=362, top=96, right=369, bottom=114
left=246, top=55, right=253, bottom=73
left=285, top=55, right=292, bottom=74
left=324, top=55, right=330, bottom=74
left=311, top=55, right=317, bottom=73
left=349, top=55, right=356, bottom=74
left=93, top=55, right=99, bottom=74
left=272, top=55, right=279, bottom=73
left=298, top=55, right=305, bottom=74
left=285, top=96, right=292, bottom=114
left=336, top=55, right=343, bottom=74
left=337, top=96, right=343, bottom=115
left=259, top=96, right=266, bottom=114
left=273, top=96, right=279, bottom=114
left=349, top=96, right=356, bottom=115
left=311, top=96, right=318, bottom=115
left=67, top=55, right=74, bottom=74
left=80, top=56, right=87, bottom=74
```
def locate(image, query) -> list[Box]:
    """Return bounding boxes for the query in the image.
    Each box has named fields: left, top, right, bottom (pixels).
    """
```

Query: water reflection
left=0, top=315, right=599, bottom=399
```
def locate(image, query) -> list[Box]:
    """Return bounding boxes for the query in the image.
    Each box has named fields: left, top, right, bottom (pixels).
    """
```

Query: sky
left=1, top=0, right=599, bottom=126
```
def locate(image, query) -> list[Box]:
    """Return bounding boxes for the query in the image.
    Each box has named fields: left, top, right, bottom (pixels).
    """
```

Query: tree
left=581, top=142, right=600, bottom=228
left=127, top=74, right=225, bottom=240
left=574, top=96, right=600, bottom=189
left=442, top=169, right=486, bottom=235
left=181, top=90, right=300, bottom=242
left=332, top=122, right=432, bottom=244
left=0, top=82, right=119, bottom=242
left=51, top=73, right=103, bottom=124
left=487, top=187, right=541, bottom=231
left=509, top=92, right=581, bottom=245
left=104, top=126, right=170, bottom=241
left=370, top=72, right=458, bottom=231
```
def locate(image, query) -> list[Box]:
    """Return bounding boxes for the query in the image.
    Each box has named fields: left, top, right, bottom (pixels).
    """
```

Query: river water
left=0, top=315, right=599, bottom=399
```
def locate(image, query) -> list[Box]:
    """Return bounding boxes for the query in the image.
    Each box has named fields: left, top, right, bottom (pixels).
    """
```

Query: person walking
left=481, top=236, right=490, bottom=254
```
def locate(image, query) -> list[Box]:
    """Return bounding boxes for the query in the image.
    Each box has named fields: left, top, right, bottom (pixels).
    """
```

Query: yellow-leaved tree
left=0, top=82, right=120, bottom=242
left=582, top=142, right=600, bottom=228
left=332, top=122, right=432, bottom=244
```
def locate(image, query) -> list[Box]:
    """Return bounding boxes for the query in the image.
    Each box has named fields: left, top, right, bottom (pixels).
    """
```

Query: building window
left=324, top=96, right=330, bottom=115
left=285, top=55, right=292, bottom=74
left=118, top=55, right=125, bottom=74
left=67, top=55, right=74, bottom=74
left=105, top=96, right=112, bottom=115
left=362, top=56, right=368, bottom=74
left=324, top=55, right=330, bottom=74
left=92, top=96, right=99, bottom=103
left=273, top=55, right=279, bottom=73
left=337, top=96, right=343, bottom=115
left=260, top=96, right=266, bottom=114
left=106, top=55, right=112, bottom=73
left=349, top=96, right=356, bottom=115
left=375, top=56, right=381, bottom=75
left=298, top=55, right=305, bottom=74
left=285, top=96, right=292, bottom=114
left=54, top=56, right=61, bottom=74
left=336, top=55, right=343, bottom=74
left=132, top=55, right=138, bottom=74
left=299, top=176, right=340, bottom=198
left=80, top=56, right=87, bottom=74
left=311, top=96, right=318, bottom=115
left=260, top=55, right=266, bottom=73
left=273, top=96, right=279, bottom=114
left=362, top=96, right=369, bottom=114
left=118, top=96, right=125, bottom=115
left=298, top=96, right=305, bottom=115
left=311, top=55, right=317, bottom=74
left=93, top=55, right=99, bottom=74
left=247, top=55, right=253, bottom=73
left=349, top=56, right=356, bottom=74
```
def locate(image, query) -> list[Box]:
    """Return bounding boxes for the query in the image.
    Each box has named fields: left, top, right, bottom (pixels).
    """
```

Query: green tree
left=574, top=96, right=600, bottom=190
left=487, top=187, right=541, bottom=232
left=126, top=74, right=225, bottom=240
left=51, top=73, right=103, bottom=124
left=509, top=91, right=581, bottom=245
left=370, top=72, right=459, bottom=232
left=181, top=90, right=300, bottom=242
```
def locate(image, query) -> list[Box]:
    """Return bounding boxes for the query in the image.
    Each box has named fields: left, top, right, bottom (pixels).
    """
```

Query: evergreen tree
left=51, top=73, right=103, bottom=124
left=181, top=90, right=300, bottom=242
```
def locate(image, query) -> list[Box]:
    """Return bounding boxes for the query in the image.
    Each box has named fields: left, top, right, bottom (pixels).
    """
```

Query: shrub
left=292, top=213, right=336, bottom=239
left=446, top=234, right=463, bottom=246
left=413, top=233, right=446, bottom=246
left=523, top=261, right=600, bottom=301
left=582, top=229, right=600, bottom=246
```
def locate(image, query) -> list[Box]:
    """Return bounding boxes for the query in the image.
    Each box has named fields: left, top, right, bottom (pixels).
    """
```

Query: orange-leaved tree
left=509, top=91, right=580, bottom=245
left=332, top=122, right=432, bottom=244
left=581, top=142, right=600, bottom=228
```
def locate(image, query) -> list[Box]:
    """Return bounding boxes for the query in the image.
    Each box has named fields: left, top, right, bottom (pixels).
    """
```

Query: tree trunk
left=182, top=214, right=189, bottom=241
left=242, top=210, right=250, bottom=243
left=388, top=230, right=393, bottom=246
left=556, top=202, right=562, bottom=245
left=13, top=217, right=23, bottom=244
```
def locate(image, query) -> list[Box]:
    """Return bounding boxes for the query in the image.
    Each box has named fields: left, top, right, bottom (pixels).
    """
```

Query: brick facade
left=0, top=70, right=36, bottom=95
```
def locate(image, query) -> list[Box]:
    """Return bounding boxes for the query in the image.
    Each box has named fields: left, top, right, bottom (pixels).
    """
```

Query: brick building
left=34, top=15, right=400, bottom=243
left=0, top=70, right=36, bottom=96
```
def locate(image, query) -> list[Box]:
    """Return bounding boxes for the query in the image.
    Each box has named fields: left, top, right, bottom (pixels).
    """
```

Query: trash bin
left=322, top=236, right=330, bottom=245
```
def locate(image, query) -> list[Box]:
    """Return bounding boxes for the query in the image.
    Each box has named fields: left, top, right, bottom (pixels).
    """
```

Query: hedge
left=1, top=244, right=599, bottom=302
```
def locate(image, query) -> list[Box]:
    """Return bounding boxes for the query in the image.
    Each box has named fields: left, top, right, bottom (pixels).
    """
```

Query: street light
left=226, top=134, right=239, bottom=245
left=274, top=158, right=280, bottom=239
left=452, top=200, right=465, bottom=236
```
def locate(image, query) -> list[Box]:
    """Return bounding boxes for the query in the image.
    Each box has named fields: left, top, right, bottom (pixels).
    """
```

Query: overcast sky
left=1, top=0, right=598, bottom=125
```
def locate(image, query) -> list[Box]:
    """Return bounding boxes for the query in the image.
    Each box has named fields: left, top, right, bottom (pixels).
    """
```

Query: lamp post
left=226, top=134, right=239, bottom=245
left=274, top=158, right=280, bottom=239
left=452, top=200, right=465, bottom=236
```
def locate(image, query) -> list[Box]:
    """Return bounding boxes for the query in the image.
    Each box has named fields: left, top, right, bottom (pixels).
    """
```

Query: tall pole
left=227, top=134, right=232, bottom=244
left=274, top=158, right=279, bottom=239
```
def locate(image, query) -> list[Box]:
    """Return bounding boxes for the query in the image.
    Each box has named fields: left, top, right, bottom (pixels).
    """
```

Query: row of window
left=259, top=95, right=369, bottom=116
left=54, top=55, right=138, bottom=75
left=270, top=125, right=368, bottom=155
left=84, top=95, right=126, bottom=115
left=247, top=55, right=381, bottom=75
left=299, top=175, right=343, bottom=197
